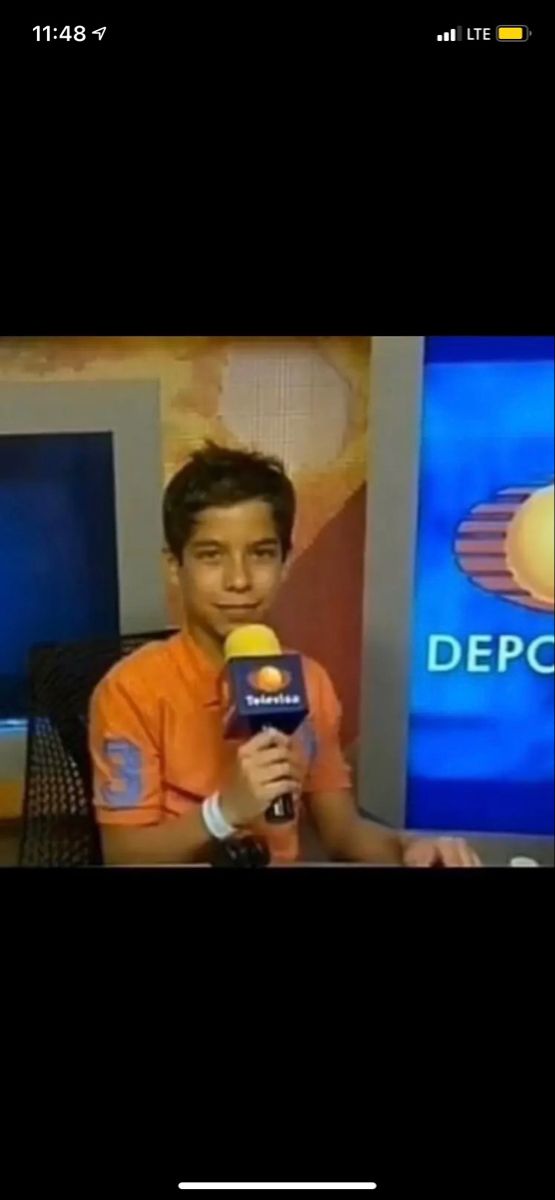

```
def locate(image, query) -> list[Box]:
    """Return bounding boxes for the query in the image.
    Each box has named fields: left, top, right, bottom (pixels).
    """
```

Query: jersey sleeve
left=89, top=669, right=163, bottom=827
left=302, top=662, right=352, bottom=794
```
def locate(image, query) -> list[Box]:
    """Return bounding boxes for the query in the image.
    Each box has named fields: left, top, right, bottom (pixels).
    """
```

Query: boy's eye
left=195, top=547, right=277, bottom=562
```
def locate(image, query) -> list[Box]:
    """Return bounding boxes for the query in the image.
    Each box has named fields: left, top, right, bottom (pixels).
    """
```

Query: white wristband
left=201, top=792, right=236, bottom=841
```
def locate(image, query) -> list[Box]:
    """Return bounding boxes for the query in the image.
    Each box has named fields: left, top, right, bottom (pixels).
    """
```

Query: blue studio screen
left=406, top=337, right=554, bottom=835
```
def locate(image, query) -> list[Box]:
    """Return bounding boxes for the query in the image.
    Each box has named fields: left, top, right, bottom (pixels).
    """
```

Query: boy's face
left=175, top=500, right=286, bottom=643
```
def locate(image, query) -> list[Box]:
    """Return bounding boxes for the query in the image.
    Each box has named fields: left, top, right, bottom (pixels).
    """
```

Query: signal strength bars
left=437, top=27, right=463, bottom=41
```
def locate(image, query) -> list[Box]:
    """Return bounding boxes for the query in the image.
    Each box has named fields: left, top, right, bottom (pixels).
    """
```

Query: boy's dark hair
left=163, top=441, right=296, bottom=562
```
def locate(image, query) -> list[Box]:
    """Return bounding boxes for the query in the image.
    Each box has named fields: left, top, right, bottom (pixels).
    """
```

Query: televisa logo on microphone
left=224, top=653, right=309, bottom=736
left=245, top=663, right=298, bottom=706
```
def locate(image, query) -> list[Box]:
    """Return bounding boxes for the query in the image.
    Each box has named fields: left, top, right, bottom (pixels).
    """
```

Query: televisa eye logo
left=455, top=482, right=554, bottom=613
left=247, top=665, right=292, bottom=693
left=427, top=480, right=555, bottom=677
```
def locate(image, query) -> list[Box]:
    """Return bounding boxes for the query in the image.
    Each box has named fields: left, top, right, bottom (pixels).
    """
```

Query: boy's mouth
left=216, top=603, right=260, bottom=614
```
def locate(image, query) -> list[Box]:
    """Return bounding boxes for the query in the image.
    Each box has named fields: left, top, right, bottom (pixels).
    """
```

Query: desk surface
left=297, top=822, right=554, bottom=867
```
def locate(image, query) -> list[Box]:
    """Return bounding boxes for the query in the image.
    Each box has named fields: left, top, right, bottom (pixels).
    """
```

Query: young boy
left=89, top=443, right=481, bottom=867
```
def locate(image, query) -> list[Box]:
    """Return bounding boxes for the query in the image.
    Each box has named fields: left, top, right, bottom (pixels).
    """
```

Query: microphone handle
left=265, top=793, right=295, bottom=824
left=260, top=726, right=295, bottom=823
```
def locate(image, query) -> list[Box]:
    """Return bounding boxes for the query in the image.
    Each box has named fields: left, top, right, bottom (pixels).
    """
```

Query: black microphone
left=222, top=624, right=309, bottom=825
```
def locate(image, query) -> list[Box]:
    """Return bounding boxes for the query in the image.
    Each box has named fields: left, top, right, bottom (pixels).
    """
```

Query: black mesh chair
left=18, top=630, right=176, bottom=867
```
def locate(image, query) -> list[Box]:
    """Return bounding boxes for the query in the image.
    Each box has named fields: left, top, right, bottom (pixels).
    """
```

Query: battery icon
left=496, top=25, right=529, bottom=41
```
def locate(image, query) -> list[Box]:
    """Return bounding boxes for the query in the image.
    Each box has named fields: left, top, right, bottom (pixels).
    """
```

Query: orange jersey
left=89, top=631, right=352, bottom=863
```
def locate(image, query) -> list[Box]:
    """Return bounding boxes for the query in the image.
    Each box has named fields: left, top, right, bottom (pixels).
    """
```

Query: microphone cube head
left=224, top=653, right=309, bottom=738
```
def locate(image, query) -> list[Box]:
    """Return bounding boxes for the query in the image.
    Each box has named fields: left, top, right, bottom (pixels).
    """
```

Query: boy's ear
left=163, top=546, right=181, bottom=585
left=280, top=545, right=294, bottom=581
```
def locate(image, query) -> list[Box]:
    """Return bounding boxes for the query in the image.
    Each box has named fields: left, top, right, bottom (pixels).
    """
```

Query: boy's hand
left=220, top=728, right=304, bottom=828
left=402, top=836, right=482, bottom=867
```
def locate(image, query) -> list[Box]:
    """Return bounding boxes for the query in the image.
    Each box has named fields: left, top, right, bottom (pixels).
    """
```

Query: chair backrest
left=18, top=629, right=176, bottom=867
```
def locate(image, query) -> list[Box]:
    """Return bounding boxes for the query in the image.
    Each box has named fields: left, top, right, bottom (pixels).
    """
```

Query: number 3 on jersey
left=102, top=740, right=144, bottom=808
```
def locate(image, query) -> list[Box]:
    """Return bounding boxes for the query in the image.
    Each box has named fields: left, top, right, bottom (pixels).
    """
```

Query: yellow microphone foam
left=224, top=624, right=282, bottom=661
